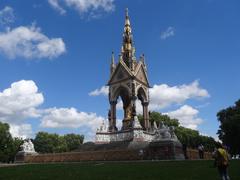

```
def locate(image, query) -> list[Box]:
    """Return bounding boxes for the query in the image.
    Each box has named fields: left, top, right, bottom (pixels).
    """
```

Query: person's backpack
left=217, top=148, right=229, bottom=166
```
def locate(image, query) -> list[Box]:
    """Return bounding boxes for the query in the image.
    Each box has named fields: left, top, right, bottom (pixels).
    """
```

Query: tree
left=217, top=99, right=240, bottom=155
left=34, top=132, right=67, bottom=153
left=0, top=122, right=12, bottom=162
left=34, top=132, right=84, bottom=153
left=0, top=122, right=23, bottom=163
left=138, top=111, right=179, bottom=127
left=64, top=134, right=84, bottom=151
left=8, top=137, right=23, bottom=162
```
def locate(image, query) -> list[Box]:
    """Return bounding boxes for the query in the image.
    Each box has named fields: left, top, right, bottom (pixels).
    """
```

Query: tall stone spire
left=122, top=8, right=135, bottom=70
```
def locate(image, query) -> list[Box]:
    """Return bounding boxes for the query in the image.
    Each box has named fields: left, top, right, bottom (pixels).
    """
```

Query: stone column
left=142, top=102, right=149, bottom=130
left=109, top=101, right=117, bottom=132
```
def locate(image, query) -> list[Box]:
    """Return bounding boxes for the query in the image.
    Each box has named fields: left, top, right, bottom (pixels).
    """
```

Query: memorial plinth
left=93, top=116, right=184, bottom=160
left=15, top=139, right=38, bottom=163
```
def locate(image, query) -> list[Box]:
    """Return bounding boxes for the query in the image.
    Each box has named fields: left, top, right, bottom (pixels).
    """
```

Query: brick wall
left=24, top=148, right=212, bottom=163
left=25, top=150, right=141, bottom=163
left=187, top=149, right=213, bottom=160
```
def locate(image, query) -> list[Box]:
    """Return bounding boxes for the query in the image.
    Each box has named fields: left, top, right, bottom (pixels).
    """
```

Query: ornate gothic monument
left=95, top=9, right=183, bottom=161
left=18, top=9, right=184, bottom=163
left=108, top=8, right=150, bottom=132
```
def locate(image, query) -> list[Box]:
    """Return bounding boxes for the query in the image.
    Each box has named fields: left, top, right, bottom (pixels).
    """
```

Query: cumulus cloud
left=0, top=25, right=66, bottom=59
left=149, top=80, right=209, bottom=110
left=0, top=6, right=15, bottom=25
left=48, top=0, right=115, bottom=17
left=40, top=107, right=104, bottom=130
left=160, top=26, right=175, bottom=40
left=89, top=86, right=108, bottom=96
left=165, top=105, right=203, bottom=130
left=0, top=80, right=44, bottom=139
left=9, top=123, right=33, bottom=139
left=0, top=80, right=106, bottom=139
left=0, top=80, right=44, bottom=123
left=39, top=107, right=107, bottom=141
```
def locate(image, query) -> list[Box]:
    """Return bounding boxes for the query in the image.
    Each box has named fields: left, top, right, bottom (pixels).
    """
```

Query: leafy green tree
left=34, top=132, right=67, bottom=153
left=8, top=137, right=23, bottom=162
left=34, top=132, right=84, bottom=153
left=0, top=122, right=13, bottom=162
left=53, top=135, right=68, bottom=153
left=150, top=111, right=179, bottom=127
left=217, top=99, right=240, bottom=155
left=138, top=111, right=179, bottom=127
left=64, top=134, right=84, bottom=151
left=0, top=122, right=23, bottom=162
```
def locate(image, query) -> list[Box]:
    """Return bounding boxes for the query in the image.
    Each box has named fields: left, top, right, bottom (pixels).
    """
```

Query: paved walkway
left=0, top=163, right=25, bottom=168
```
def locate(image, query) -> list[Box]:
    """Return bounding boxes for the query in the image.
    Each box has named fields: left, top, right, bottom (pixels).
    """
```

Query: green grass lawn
left=0, top=160, right=239, bottom=180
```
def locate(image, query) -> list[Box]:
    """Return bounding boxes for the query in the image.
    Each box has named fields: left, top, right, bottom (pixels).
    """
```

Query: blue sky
left=0, top=0, right=240, bottom=141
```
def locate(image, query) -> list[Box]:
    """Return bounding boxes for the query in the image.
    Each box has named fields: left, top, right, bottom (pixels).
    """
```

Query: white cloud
left=40, top=107, right=104, bottom=131
left=48, top=0, right=67, bottom=15
left=0, top=80, right=44, bottom=123
left=89, top=86, right=108, bottom=96
left=0, top=6, right=15, bottom=25
left=0, top=25, right=66, bottom=59
left=165, top=105, right=203, bottom=130
left=48, top=0, right=115, bottom=17
left=0, top=80, right=107, bottom=140
left=0, top=80, right=44, bottom=139
left=40, top=107, right=105, bottom=142
left=149, top=80, right=209, bottom=110
left=9, top=123, right=33, bottom=139
left=160, top=26, right=175, bottom=40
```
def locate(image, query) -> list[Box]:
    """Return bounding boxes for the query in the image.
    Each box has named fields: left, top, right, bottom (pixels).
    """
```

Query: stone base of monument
left=147, top=140, right=184, bottom=160
left=76, top=139, right=184, bottom=160
left=90, top=116, right=185, bottom=160
left=15, top=151, right=38, bottom=163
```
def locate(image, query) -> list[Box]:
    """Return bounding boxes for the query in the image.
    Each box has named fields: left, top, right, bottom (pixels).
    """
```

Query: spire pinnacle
left=122, top=8, right=134, bottom=70
left=111, top=51, right=115, bottom=64
left=110, top=52, right=115, bottom=74
left=125, top=8, right=130, bottom=26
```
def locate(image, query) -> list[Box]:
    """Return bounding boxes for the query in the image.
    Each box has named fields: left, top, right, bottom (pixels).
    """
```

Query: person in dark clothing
left=182, top=143, right=188, bottom=159
left=198, top=144, right=204, bottom=159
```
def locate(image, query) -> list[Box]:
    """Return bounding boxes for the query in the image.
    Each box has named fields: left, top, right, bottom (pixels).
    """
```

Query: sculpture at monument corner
left=15, top=139, right=37, bottom=163
left=96, top=121, right=108, bottom=133
left=20, top=139, right=37, bottom=153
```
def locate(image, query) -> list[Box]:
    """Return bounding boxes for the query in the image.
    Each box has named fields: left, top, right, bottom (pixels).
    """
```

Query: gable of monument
left=134, top=63, right=150, bottom=87
left=108, top=61, right=133, bottom=85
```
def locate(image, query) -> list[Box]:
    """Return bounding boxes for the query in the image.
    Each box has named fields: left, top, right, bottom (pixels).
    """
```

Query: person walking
left=213, top=143, right=230, bottom=180
left=198, top=144, right=204, bottom=159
